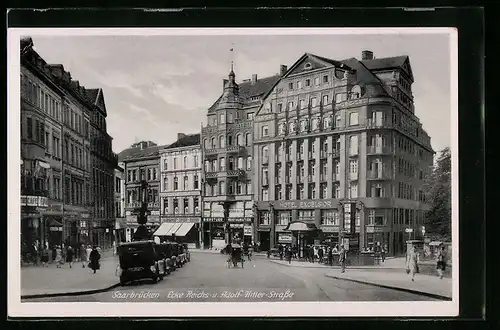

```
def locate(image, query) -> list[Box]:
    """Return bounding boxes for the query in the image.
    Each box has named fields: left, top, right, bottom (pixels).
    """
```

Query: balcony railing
left=367, top=170, right=392, bottom=180
left=126, top=201, right=142, bottom=208
left=204, top=148, right=220, bottom=155
left=206, top=171, right=218, bottom=178
left=367, top=145, right=393, bottom=155
left=148, top=202, right=160, bottom=208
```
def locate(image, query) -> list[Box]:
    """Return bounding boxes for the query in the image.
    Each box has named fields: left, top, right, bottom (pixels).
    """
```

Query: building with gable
left=252, top=51, right=434, bottom=255
left=20, top=37, right=117, bottom=253
left=200, top=63, right=286, bottom=249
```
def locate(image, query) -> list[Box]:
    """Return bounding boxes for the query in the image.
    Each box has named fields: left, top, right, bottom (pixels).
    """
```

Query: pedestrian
left=66, top=245, right=75, bottom=268
left=406, top=245, right=420, bottom=281
left=51, top=245, right=57, bottom=263
left=41, top=246, right=50, bottom=267
left=286, top=245, right=292, bottom=264
left=318, top=246, right=324, bottom=264
left=436, top=244, right=447, bottom=279
left=55, top=245, right=63, bottom=268
left=80, top=243, right=88, bottom=268
left=32, top=240, right=39, bottom=265
left=328, top=246, right=333, bottom=266
left=113, top=241, right=117, bottom=256
left=381, top=245, right=386, bottom=263
left=86, top=245, right=93, bottom=261
left=89, top=246, right=101, bottom=274
left=339, top=245, right=347, bottom=273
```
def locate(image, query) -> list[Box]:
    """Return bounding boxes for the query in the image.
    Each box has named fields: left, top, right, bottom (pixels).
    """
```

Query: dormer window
left=304, top=62, right=312, bottom=70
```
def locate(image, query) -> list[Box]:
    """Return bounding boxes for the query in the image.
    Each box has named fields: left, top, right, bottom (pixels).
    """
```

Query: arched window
left=183, top=176, right=188, bottom=190
left=173, top=177, right=179, bottom=190
left=245, top=133, right=252, bottom=146
left=219, top=135, right=225, bottom=148
left=203, top=138, right=208, bottom=149
left=289, top=121, right=296, bottom=133
left=236, top=134, right=243, bottom=146
left=183, top=156, right=188, bottom=168
left=211, top=137, right=216, bottom=149
left=227, top=135, right=233, bottom=146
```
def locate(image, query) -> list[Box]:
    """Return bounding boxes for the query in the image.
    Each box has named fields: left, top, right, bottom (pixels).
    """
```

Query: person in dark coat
left=328, top=247, right=334, bottom=266
left=286, top=245, right=292, bottom=264
left=318, top=247, right=324, bottom=264
left=89, top=246, right=101, bottom=274
left=66, top=245, right=75, bottom=268
left=278, top=244, right=284, bottom=260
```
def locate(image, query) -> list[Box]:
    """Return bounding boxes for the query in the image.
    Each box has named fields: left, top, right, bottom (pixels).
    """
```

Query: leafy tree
left=423, top=147, right=452, bottom=240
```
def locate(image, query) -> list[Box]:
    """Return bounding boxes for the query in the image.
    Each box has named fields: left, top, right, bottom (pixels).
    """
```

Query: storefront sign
left=244, top=225, right=252, bottom=236
left=274, top=199, right=334, bottom=209
left=204, top=217, right=252, bottom=223
left=49, top=226, right=62, bottom=231
left=278, top=233, right=293, bottom=243
left=161, top=217, right=201, bottom=223
left=320, top=226, right=339, bottom=233
left=44, top=204, right=63, bottom=214
left=21, top=195, right=48, bottom=208
left=150, top=210, right=160, bottom=216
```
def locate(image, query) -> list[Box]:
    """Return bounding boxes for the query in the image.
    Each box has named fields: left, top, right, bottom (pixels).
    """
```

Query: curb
left=324, top=274, right=452, bottom=301
left=269, top=259, right=401, bottom=270
left=21, top=283, right=120, bottom=300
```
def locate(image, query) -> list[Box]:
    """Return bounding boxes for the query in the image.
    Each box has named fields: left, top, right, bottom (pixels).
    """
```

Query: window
left=297, top=81, right=302, bottom=89
left=260, top=211, right=270, bottom=225
left=311, top=97, right=317, bottom=108
left=373, top=183, right=384, bottom=197
left=298, top=186, right=305, bottom=200
left=173, top=177, right=178, bottom=190
left=227, top=135, right=233, bottom=146
left=288, top=101, right=295, bottom=110
left=245, top=133, right=252, bottom=146
left=314, top=77, right=320, bottom=86
left=153, top=168, right=157, bottom=180
left=262, top=146, right=269, bottom=163
left=323, top=75, right=329, bottom=83
left=163, top=177, right=168, bottom=191
left=322, top=95, right=329, bottom=105
left=183, top=198, right=189, bottom=214
left=173, top=157, right=177, bottom=169
left=323, top=116, right=331, bottom=129
left=236, top=134, right=243, bottom=146
left=194, top=198, right=199, bottom=214
left=203, top=139, right=208, bottom=149
left=193, top=155, right=198, bottom=167
left=349, top=112, right=359, bottom=126
left=261, top=126, right=269, bottom=137
left=211, top=137, right=216, bottom=148
left=247, top=113, right=254, bottom=120
left=349, top=135, right=359, bottom=155
left=219, top=113, right=225, bottom=124
left=164, top=159, right=168, bottom=171
left=246, top=181, right=252, bottom=195
left=333, top=184, right=340, bottom=198
left=219, top=181, right=225, bottom=195
left=183, top=156, right=188, bottom=168
left=219, top=157, right=226, bottom=171
left=322, top=184, right=328, bottom=199
left=299, top=99, right=306, bottom=109
left=183, top=176, right=188, bottom=190
left=321, top=210, right=338, bottom=225
left=349, top=159, right=358, bottom=176
left=173, top=198, right=179, bottom=214
left=277, top=211, right=290, bottom=225
left=288, top=82, right=293, bottom=90
left=262, top=188, right=269, bottom=201
left=298, top=210, right=314, bottom=220
left=246, top=156, right=252, bottom=170
left=334, top=114, right=342, bottom=128
left=349, top=183, right=358, bottom=198
left=238, top=157, right=243, bottom=169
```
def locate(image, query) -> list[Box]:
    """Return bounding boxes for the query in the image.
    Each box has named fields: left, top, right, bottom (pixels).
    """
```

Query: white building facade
left=156, top=134, right=202, bottom=248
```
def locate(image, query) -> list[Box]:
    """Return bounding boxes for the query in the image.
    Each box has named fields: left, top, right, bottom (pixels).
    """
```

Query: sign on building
left=243, top=225, right=252, bottom=236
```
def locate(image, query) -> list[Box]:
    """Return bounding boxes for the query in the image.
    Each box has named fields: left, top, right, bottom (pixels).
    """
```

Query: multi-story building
left=20, top=37, right=117, bottom=252
left=252, top=51, right=434, bottom=255
left=114, top=163, right=126, bottom=242
left=120, top=141, right=161, bottom=241
left=155, top=133, right=202, bottom=248
left=201, top=64, right=285, bottom=249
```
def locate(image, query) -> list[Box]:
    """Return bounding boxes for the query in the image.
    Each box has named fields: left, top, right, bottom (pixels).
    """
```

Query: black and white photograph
left=8, top=27, right=458, bottom=317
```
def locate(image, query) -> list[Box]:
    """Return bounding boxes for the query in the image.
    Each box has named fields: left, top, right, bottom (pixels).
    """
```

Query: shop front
left=319, top=226, right=340, bottom=247
left=21, top=195, right=48, bottom=256
left=365, top=225, right=389, bottom=252
left=154, top=216, right=201, bottom=249
left=257, top=227, right=271, bottom=251
left=203, top=217, right=253, bottom=249
left=285, top=221, right=319, bottom=258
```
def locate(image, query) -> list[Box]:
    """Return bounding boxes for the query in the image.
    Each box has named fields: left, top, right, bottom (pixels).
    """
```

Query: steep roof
left=340, top=58, right=390, bottom=97
left=207, top=74, right=281, bottom=114
left=361, top=55, right=408, bottom=71
left=118, top=144, right=162, bottom=162
left=85, top=88, right=100, bottom=105
left=165, top=133, right=200, bottom=149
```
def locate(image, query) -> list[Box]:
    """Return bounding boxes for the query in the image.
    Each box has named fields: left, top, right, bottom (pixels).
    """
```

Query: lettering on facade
left=274, top=200, right=333, bottom=209
left=21, top=196, right=48, bottom=208
left=204, top=217, right=252, bottom=223
left=161, top=217, right=201, bottom=223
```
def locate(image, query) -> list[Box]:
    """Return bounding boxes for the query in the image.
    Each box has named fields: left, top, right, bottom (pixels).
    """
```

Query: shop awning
left=173, top=223, right=195, bottom=237
left=166, top=223, right=183, bottom=236
left=285, top=221, right=318, bottom=232
left=37, top=160, right=50, bottom=169
left=153, top=222, right=176, bottom=236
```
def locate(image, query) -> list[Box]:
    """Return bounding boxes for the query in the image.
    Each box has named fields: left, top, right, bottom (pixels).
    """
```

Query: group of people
left=406, top=243, right=448, bottom=281
left=271, top=244, right=348, bottom=272
left=26, top=241, right=102, bottom=274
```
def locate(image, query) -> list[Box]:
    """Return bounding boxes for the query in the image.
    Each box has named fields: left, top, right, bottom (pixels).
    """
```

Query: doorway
left=259, top=231, right=270, bottom=251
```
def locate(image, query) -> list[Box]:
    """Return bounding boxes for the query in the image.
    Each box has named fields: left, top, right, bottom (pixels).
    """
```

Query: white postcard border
left=8, top=27, right=459, bottom=318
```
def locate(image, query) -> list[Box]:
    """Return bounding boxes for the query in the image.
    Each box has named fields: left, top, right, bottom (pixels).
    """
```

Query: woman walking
left=89, top=246, right=101, bottom=274
left=80, top=244, right=88, bottom=268
left=66, top=245, right=75, bottom=268
left=55, top=245, right=63, bottom=268
left=436, top=244, right=447, bottom=279
left=406, top=246, right=420, bottom=281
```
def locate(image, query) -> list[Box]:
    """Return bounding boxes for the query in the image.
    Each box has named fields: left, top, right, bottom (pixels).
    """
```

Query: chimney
left=177, top=133, right=186, bottom=140
left=280, top=65, right=288, bottom=76
left=362, top=50, right=374, bottom=60
left=251, top=74, right=258, bottom=85
left=223, top=78, right=228, bottom=91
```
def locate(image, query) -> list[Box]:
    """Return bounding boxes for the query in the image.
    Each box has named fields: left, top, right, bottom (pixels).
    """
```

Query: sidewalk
left=325, top=269, right=452, bottom=300
left=21, top=256, right=120, bottom=298
left=191, top=249, right=267, bottom=257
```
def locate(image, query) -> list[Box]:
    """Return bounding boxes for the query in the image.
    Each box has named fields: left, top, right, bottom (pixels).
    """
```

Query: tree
left=423, top=147, right=452, bottom=240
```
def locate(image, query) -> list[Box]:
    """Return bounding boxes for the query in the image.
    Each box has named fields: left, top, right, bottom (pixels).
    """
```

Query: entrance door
left=259, top=231, right=270, bottom=251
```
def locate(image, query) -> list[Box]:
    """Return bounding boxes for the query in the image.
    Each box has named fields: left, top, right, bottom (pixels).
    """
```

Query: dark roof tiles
left=361, top=56, right=408, bottom=71
left=118, top=145, right=163, bottom=162
left=165, top=134, right=200, bottom=149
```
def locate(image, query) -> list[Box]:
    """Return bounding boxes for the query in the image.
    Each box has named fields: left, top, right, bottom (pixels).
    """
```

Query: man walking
left=339, top=245, right=347, bottom=273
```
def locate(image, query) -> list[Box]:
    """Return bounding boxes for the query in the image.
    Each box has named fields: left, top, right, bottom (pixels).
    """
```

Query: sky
left=29, top=32, right=452, bottom=154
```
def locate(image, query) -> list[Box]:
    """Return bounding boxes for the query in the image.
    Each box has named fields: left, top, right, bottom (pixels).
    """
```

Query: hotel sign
left=21, top=196, right=48, bottom=208
left=204, top=217, right=252, bottom=223
left=274, top=200, right=334, bottom=209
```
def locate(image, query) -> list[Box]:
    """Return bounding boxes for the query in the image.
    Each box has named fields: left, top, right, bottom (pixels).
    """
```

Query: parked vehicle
left=117, top=240, right=167, bottom=286
left=183, top=243, right=191, bottom=262
left=156, top=243, right=173, bottom=275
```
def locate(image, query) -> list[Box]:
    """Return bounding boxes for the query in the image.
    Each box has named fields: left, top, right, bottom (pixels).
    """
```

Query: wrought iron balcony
left=206, top=171, right=218, bottom=178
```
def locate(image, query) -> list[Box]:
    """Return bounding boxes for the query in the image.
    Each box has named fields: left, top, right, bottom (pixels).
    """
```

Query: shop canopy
left=153, top=222, right=176, bottom=236
left=174, top=223, right=195, bottom=237
left=166, top=223, right=183, bottom=235
left=285, top=221, right=318, bottom=232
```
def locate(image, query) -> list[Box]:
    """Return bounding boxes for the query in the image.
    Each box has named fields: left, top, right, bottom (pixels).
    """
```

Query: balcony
left=367, top=145, right=393, bottom=155
left=367, top=170, right=392, bottom=180
left=204, top=148, right=220, bottom=155
left=147, top=202, right=160, bottom=208
left=126, top=201, right=142, bottom=209
left=205, top=171, right=218, bottom=179
left=226, top=145, right=246, bottom=154
left=227, top=169, right=246, bottom=178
